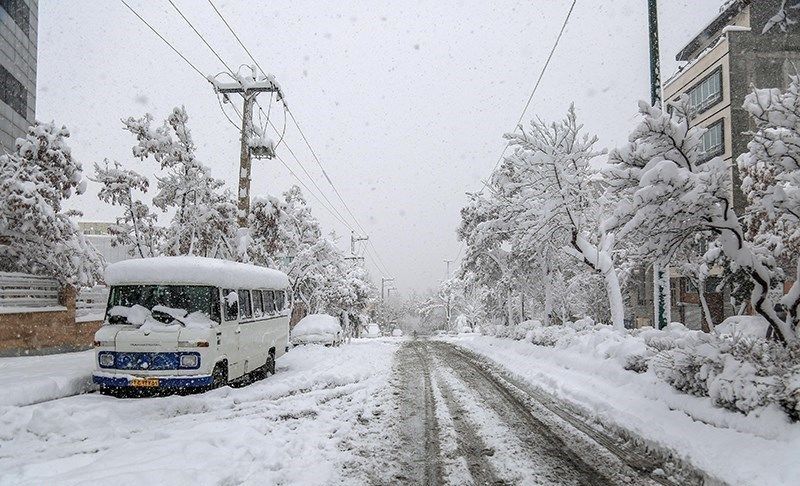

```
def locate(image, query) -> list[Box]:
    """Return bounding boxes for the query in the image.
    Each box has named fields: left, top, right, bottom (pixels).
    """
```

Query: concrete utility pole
left=648, top=0, right=670, bottom=329
left=444, top=259, right=453, bottom=280
left=210, top=69, right=280, bottom=228
left=345, top=231, right=369, bottom=263
left=381, top=277, right=395, bottom=301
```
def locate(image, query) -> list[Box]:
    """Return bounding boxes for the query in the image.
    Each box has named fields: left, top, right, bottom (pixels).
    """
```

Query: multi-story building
left=77, top=222, right=134, bottom=265
left=0, top=0, right=37, bottom=155
left=631, top=0, right=800, bottom=329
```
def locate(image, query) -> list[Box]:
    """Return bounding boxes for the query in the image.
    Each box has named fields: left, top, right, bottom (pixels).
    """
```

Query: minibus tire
left=211, top=362, right=228, bottom=389
left=266, top=352, right=276, bottom=376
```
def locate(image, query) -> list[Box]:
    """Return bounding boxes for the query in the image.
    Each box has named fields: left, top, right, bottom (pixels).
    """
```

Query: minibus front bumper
left=93, top=373, right=213, bottom=389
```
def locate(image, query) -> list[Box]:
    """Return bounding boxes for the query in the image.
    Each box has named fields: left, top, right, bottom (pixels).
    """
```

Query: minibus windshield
left=106, top=285, right=220, bottom=325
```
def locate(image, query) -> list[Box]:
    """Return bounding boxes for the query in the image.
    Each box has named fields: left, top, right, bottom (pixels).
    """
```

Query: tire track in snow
left=440, top=341, right=702, bottom=486
left=428, top=375, right=475, bottom=485
left=433, top=345, right=615, bottom=485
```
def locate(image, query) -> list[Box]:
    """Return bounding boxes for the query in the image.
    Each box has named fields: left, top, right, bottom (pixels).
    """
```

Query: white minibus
left=92, top=256, right=291, bottom=393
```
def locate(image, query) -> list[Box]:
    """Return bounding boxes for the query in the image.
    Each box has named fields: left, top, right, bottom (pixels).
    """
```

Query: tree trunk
left=543, top=268, right=553, bottom=326
left=698, top=284, right=715, bottom=333
left=571, top=232, right=625, bottom=330
left=715, top=221, right=794, bottom=343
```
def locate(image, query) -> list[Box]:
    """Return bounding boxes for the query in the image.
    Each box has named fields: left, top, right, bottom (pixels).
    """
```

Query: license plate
left=131, top=378, right=159, bottom=387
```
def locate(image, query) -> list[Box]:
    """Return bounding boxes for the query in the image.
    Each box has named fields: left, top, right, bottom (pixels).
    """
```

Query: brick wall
left=0, top=285, right=101, bottom=356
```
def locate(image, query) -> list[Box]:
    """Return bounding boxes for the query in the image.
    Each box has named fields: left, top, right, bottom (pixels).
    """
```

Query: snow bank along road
left=1, top=338, right=709, bottom=485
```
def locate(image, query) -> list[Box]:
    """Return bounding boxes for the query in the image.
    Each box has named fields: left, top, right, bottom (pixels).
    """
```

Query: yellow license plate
left=131, top=378, right=159, bottom=387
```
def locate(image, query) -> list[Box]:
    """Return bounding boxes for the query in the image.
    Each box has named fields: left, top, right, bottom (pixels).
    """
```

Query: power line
left=167, top=0, right=235, bottom=75
left=206, top=0, right=269, bottom=81
left=274, top=153, right=355, bottom=232
left=207, top=0, right=394, bottom=278
left=119, top=0, right=206, bottom=79
left=479, top=0, right=577, bottom=193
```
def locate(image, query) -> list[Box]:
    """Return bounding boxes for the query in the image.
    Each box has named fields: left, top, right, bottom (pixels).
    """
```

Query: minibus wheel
left=266, top=351, right=276, bottom=376
left=211, top=362, right=228, bottom=389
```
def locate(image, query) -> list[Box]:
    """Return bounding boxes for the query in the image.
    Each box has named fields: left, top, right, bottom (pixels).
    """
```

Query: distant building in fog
left=78, top=222, right=133, bottom=265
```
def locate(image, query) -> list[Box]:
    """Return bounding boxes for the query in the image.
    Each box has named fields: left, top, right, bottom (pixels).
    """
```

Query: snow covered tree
left=488, top=105, right=624, bottom=329
left=122, top=107, right=237, bottom=258
left=604, top=99, right=794, bottom=342
left=92, top=160, right=161, bottom=258
left=248, top=185, right=376, bottom=321
left=739, top=77, right=800, bottom=336
left=0, top=122, right=103, bottom=286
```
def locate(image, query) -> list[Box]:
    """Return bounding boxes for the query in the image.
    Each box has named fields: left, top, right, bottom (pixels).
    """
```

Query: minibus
left=92, top=256, right=291, bottom=393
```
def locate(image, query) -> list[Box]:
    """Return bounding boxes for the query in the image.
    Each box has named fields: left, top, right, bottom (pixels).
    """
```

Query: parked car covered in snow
left=291, top=314, right=343, bottom=346
left=92, top=256, right=291, bottom=393
left=391, top=328, right=403, bottom=337
left=364, top=323, right=382, bottom=338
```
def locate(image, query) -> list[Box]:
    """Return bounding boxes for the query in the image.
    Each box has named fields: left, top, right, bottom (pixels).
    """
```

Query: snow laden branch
left=121, top=107, right=238, bottom=259
left=604, top=98, right=796, bottom=343
left=92, top=160, right=160, bottom=258
left=0, top=122, right=103, bottom=286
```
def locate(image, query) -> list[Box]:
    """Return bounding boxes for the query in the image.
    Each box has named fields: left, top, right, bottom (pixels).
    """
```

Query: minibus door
left=221, top=289, right=243, bottom=378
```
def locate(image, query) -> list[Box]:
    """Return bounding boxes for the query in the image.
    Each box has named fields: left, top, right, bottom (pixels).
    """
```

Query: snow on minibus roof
left=105, top=256, right=289, bottom=289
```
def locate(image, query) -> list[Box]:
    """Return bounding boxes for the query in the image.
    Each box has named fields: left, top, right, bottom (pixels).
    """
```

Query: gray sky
left=37, top=0, right=724, bottom=294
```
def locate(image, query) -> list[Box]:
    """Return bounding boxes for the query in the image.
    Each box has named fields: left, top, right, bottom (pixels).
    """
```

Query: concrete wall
left=0, top=286, right=101, bottom=357
left=0, top=0, right=37, bottom=155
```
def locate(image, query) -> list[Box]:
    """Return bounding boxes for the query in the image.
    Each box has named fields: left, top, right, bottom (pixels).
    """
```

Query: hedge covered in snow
left=484, top=319, right=800, bottom=420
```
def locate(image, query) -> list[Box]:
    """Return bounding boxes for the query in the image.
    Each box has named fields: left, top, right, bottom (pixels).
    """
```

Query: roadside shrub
left=650, top=346, right=721, bottom=397
left=481, top=317, right=800, bottom=420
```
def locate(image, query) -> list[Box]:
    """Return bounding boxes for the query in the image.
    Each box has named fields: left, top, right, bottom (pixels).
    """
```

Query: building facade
left=630, top=0, right=800, bottom=330
left=0, top=0, right=37, bottom=155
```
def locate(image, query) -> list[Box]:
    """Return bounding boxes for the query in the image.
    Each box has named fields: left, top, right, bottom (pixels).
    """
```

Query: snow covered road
left=0, top=340, right=398, bottom=486
left=1, top=338, right=744, bottom=485
left=373, top=340, right=680, bottom=486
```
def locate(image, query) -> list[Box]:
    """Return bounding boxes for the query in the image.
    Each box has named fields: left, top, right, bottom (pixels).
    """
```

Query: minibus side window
left=210, top=288, right=221, bottom=323
left=223, top=289, right=238, bottom=321
left=252, top=290, right=264, bottom=318
left=264, top=290, right=276, bottom=315
left=238, top=290, right=253, bottom=320
left=275, top=290, right=285, bottom=313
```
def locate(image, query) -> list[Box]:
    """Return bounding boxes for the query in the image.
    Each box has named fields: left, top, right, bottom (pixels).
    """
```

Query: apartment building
left=0, top=0, right=37, bottom=155
left=631, top=0, right=800, bottom=329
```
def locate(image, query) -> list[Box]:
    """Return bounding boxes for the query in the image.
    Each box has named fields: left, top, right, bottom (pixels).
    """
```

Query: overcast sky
left=37, top=0, right=724, bottom=294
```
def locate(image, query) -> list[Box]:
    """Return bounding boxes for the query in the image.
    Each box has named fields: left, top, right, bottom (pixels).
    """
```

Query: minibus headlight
left=98, top=352, right=115, bottom=368
left=93, top=340, right=113, bottom=347
left=179, top=354, right=200, bottom=368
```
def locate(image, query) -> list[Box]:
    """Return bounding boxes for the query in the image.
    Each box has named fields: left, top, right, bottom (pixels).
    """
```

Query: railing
left=0, top=271, right=63, bottom=313
left=76, top=285, right=109, bottom=322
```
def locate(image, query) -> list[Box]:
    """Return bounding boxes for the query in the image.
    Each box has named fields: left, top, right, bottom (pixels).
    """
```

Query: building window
left=687, top=67, right=723, bottom=115
left=0, top=64, right=27, bottom=118
left=0, top=0, right=30, bottom=35
left=699, top=120, right=724, bottom=161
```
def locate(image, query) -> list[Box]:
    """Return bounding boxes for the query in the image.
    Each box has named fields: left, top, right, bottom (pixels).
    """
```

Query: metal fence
left=76, top=285, right=109, bottom=322
left=0, top=271, right=62, bottom=311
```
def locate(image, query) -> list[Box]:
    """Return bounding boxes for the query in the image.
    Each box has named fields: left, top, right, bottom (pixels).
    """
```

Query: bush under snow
left=484, top=320, right=800, bottom=420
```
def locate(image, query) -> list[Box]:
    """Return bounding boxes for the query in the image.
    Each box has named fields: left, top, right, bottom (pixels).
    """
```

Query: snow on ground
left=444, top=334, right=800, bottom=486
left=0, top=340, right=398, bottom=486
left=0, top=351, right=94, bottom=406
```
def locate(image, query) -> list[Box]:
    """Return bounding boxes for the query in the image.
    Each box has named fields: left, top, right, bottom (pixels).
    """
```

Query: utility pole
left=648, top=0, right=670, bottom=329
left=381, top=277, right=395, bottom=301
left=210, top=68, right=281, bottom=232
left=648, top=0, right=661, bottom=106
left=345, top=231, right=369, bottom=263
left=444, top=259, right=453, bottom=280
